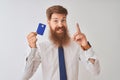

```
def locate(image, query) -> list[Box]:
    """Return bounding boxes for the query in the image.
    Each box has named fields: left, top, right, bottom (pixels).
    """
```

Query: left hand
left=73, top=23, right=95, bottom=63
left=72, top=23, right=88, bottom=47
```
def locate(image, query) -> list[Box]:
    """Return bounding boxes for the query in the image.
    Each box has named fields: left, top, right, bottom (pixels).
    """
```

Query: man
left=23, top=5, right=100, bottom=80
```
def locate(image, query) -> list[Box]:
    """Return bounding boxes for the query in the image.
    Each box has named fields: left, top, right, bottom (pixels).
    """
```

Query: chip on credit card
left=36, top=23, right=46, bottom=35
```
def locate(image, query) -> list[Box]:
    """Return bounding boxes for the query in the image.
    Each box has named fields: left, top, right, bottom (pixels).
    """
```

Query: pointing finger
left=76, top=23, right=81, bottom=33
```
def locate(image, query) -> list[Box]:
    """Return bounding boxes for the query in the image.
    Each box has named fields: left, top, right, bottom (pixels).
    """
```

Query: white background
left=0, top=0, right=120, bottom=80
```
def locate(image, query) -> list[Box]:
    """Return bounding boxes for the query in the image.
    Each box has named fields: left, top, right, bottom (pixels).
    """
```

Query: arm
left=73, top=23, right=100, bottom=75
left=23, top=32, right=41, bottom=80
left=22, top=48, right=41, bottom=80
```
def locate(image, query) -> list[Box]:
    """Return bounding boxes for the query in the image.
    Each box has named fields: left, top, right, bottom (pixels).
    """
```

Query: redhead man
left=23, top=5, right=100, bottom=80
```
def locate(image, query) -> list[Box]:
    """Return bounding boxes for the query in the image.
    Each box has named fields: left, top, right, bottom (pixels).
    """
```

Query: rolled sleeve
left=84, top=48, right=96, bottom=61
left=80, top=47, right=100, bottom=75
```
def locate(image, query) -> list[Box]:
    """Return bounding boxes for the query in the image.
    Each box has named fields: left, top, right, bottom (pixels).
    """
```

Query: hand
left=27, top=32, right=37, bottom=48
left=72, top=23, right=90, bottom=50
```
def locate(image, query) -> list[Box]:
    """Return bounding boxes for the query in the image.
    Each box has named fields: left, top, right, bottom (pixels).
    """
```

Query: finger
left=72, top=32, right=78, bottom=40
left=28, top=37, right=37, bottom=43
left=73, top=32, right=85, bottom=41
left=32, top=32, right=37, bottom=35
left=30, top=32, right=37, bottom=36
left=72, top=32, right=81, bottom=41
left=27, top=32, right=37, bottom=39
left=28, top=36, right=37, bottom=41
left=75, top=35, right=83, bottom=41
left=76, top=23, right=81, bottom=33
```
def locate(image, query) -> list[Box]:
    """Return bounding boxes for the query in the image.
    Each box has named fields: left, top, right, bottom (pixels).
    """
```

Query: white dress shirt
left=22, top=40, right=100, bottom=80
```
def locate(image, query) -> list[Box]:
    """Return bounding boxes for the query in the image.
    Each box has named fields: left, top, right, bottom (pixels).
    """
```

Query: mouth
left=56, top=29, right=64, bottom=33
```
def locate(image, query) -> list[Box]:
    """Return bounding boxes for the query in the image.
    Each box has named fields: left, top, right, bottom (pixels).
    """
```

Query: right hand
left=27, top=32, right=37, bottom=48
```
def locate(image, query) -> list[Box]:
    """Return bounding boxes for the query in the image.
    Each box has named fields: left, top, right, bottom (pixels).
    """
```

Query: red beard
left=49, top=26, right=70, bottom=46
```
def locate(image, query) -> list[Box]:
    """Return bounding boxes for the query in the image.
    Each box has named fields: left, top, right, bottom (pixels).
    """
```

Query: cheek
left=63, top=23, right=67, bottom=27
left=49, top=23, right=56, bottom=31
left=50, top=26, right=55, bottom=31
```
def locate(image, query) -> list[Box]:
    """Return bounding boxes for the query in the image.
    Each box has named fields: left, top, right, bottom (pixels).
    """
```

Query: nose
left=58, top=21, right=63, bottom=27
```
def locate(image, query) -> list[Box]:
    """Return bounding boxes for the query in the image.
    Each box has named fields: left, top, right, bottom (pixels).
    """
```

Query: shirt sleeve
left=22, top=48, right=41, bottom=80
left=80, top=47, right=100, bottom=75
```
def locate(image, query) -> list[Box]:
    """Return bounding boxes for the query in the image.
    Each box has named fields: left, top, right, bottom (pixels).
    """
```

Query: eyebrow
left=51, top=17, right=66, bottom=20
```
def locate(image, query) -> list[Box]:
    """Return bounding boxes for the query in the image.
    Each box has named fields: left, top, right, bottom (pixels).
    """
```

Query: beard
left=49, top=26, right=70, bottom=46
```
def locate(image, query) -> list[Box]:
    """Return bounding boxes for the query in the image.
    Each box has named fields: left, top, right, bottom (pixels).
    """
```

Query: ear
left=47, top=20, right=50, bottom=26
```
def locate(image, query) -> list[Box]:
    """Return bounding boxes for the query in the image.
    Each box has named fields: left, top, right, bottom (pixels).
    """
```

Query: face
left=48, top=13, right=67, bottom=34
left=48, top=13, right=70, bottom=46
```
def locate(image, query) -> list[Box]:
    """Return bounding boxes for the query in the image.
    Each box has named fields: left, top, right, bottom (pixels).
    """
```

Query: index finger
left=76, top=23, right=81, bottom=33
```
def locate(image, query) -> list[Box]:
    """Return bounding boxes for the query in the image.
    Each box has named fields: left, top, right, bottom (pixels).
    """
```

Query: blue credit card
left=36, top=23, right=46, bottom=35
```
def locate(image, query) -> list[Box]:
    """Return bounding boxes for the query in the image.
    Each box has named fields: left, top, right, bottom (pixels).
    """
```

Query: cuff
left=26, top=48, right=37, bottom=61
left=84, top=47, right=96, bottom=61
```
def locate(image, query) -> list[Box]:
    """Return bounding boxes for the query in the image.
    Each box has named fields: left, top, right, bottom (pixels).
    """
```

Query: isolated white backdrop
left=0, top=0, right=120, bottom=80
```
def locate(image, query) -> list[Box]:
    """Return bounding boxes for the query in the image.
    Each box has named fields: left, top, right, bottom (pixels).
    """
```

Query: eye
left=53, top=20, right=58, bottom=23
left=61, top=19, right=66, bottom=23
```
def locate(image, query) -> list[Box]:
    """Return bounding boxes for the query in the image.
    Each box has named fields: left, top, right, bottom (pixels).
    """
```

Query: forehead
left=51, top=13, right=66, bottom=19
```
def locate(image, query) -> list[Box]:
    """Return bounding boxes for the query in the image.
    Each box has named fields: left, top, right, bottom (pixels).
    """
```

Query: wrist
left=29, top=44, right=37, bottom=48
left=81, top=41, right=91, bottom=50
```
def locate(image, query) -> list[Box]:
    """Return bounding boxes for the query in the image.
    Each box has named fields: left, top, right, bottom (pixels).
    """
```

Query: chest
left=41, top=46, right=79, bottom=67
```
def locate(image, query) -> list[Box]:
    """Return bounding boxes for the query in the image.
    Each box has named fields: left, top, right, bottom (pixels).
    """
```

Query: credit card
left=36, top=23, right=46, bottom=35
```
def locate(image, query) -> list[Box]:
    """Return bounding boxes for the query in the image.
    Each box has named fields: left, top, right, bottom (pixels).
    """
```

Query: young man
left=23, top=5, right=100, bottom=80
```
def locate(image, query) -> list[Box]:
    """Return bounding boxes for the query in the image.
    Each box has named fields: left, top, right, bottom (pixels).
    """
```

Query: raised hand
left=73, top=23, right=95, bottom=64
left=73, top=23, right=90, bottom=50
left=27, top=32, right=37, bottom=48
